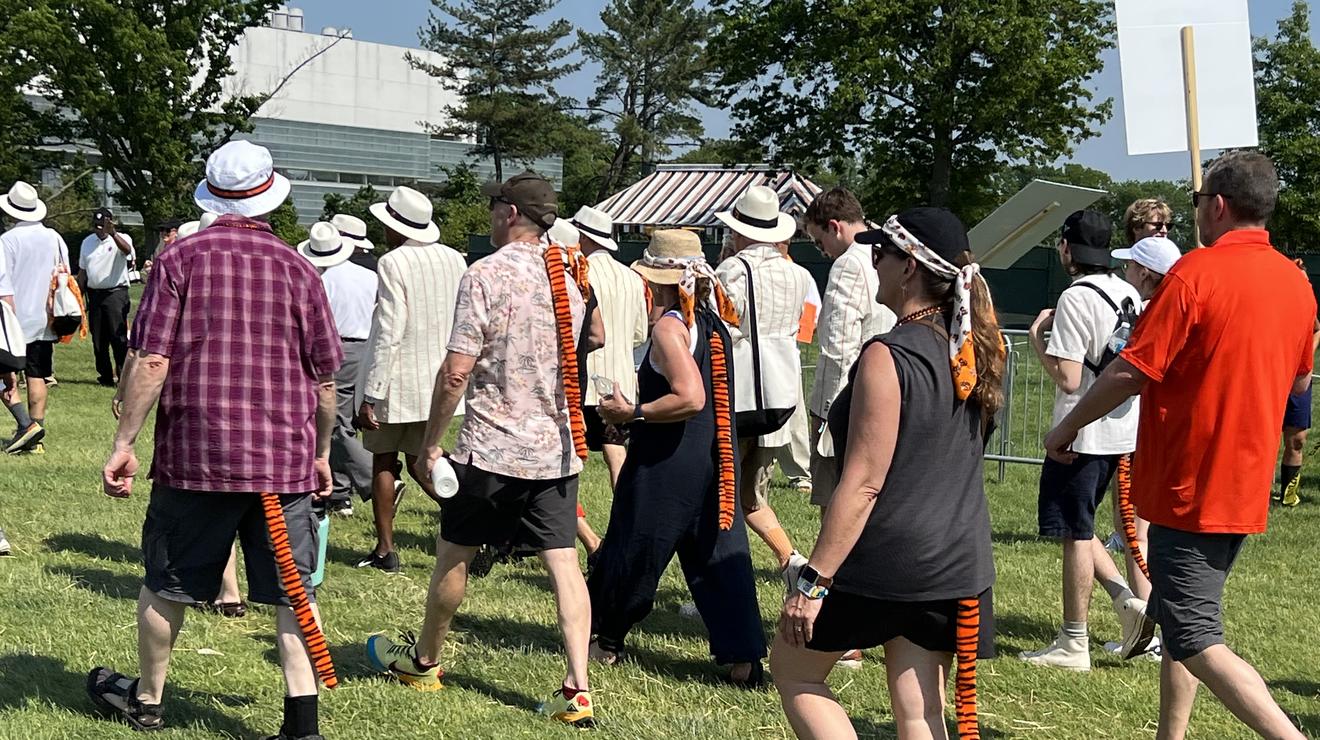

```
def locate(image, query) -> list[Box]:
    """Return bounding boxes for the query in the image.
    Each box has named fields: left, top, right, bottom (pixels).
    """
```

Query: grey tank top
left=826, top=317, right=995, bottom=601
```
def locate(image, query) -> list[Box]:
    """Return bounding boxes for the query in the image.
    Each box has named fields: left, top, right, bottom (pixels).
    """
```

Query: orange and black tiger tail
left=954, top=596, right=980, bottom=739
left=709, top=329, right=737, bottom=531
left=544, top=244, right=588, bottom=461
left=1116, top=455, right=1149, bottom=579
left=260, top=492, right=338, bottom=688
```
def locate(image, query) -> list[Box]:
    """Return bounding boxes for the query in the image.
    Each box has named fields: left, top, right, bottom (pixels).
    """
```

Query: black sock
left=6, top=403, right=32, bottom=430
left=1281, top=464, right=1302, bottom=487
left=281, top=694, right=318, bottom=738
left=561, top=683, right=582, bottom=700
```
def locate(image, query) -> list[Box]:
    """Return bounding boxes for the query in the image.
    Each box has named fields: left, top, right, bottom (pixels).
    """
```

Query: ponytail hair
left=921, top=251, right=1006, bottom=418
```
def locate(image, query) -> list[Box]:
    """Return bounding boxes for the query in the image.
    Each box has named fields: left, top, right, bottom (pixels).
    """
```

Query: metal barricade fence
left=799, top=329, right=1055, bottom=482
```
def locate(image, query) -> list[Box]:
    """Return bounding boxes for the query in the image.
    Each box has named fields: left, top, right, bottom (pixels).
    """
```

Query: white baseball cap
left=1112, top=236, right=1182, bottom=275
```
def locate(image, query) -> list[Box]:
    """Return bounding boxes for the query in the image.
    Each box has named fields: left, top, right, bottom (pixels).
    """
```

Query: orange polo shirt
left=1121, top=229, right=1315, bottom=534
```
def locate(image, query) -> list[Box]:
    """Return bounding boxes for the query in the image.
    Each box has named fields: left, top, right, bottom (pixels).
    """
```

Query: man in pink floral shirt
left=366, top=172, right=595, bottom=726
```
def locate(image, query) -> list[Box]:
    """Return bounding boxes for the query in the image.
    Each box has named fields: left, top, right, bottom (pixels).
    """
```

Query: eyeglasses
left=1192, top=191, right=1232, bottom=208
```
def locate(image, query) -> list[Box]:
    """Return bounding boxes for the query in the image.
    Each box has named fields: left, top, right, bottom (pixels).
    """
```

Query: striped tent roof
left=594, top=164, right=823, bottom=230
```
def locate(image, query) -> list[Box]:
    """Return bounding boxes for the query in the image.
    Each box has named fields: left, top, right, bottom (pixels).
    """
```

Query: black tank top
left=826, top=317, right=995, bottom=601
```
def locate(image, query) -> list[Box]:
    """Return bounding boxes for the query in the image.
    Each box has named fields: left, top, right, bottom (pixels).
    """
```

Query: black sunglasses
left=1142, top=221, right=1170, bottom=230
left=1192, top=191, right=1232, bottom=208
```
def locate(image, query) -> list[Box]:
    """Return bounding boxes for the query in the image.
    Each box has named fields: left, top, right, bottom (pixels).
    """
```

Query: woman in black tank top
left=771, top=208, right=1006, bottom=739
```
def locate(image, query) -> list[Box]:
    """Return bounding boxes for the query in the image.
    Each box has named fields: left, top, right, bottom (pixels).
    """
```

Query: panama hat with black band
left=297, top=221, right=354, bottom=268
left=368, top=186, right=441, bottom=244
left=715, top=185, right=797, bottom=244
left=0, top=181, right=47, bottom=223
left=331, top=213, right=374, bottom=253
left=569, top=205, right=618, bottom=252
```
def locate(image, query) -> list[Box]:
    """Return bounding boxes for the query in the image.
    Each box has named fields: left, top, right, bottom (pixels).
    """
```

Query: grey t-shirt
left=827, top=318, right=995, bottom=601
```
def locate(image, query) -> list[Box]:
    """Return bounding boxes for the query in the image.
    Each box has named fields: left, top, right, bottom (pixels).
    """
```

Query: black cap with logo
left=1061, top=209, right=1112, bottom=267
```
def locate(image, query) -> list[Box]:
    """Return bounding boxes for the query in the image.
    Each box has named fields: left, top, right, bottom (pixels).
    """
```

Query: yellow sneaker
left=1282, top=473, right=1302, bottom=507
left=540, top=687, right=594, bottom=727
left=366, top=632, right=443, bottom=691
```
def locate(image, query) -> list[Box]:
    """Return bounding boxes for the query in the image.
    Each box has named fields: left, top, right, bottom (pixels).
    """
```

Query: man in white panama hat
left=714, top=184, right=813, bottom=585
left=333, top=213, right=378, bottom=273
left=354, top=185, right=467, bottom=572
left=93, top=139, right=341, bottom=739
left=299, top=223, right=379, bottom=517
left=1, top=180, right=68, bottom=454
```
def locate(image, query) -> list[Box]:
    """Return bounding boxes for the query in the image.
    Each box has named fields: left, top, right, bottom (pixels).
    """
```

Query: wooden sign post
left=1181, top=26, right=1203, bottom=247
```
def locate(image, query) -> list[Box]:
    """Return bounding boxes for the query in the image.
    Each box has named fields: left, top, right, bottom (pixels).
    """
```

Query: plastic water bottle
left=1107, top=323, right=1131, bottom=355
left=430, top=457, right=460, bottom=499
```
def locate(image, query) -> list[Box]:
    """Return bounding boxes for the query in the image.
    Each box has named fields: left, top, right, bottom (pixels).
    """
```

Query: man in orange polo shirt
left=1045, top=151, right=1312, bottom=739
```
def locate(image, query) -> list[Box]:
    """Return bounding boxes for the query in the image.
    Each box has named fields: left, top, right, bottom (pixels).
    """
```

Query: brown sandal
left=192, top=601, right=247, bottom=618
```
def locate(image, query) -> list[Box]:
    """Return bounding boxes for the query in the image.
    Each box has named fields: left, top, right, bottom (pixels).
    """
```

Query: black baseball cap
left=1061, top=209, right=1112, bottom=266
left=856, top=206, right=970, bottom=265
left=93, top=207, right=114, bottom=224
left=481, top=170, right=558, bottom=230
left=155, top=217, right=185, bottom=231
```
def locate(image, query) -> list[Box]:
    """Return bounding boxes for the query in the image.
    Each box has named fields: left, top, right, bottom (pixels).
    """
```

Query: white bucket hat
left=547, top=217, right=580, bottom=247
left=0, top=181, right=47, bottom=222
left=193, top=140, right=292, bottom=217
left=298, top=221, right=353, bottom=268
left=570, top=205, right=618, bottom=251
left=1112, top=236, right=1182, bottom=276
left=331, top=213, right=373, bottom=252
left=369, top=186, right=440, bottom=244
left=716, top=184, right=796, bottom=244
left=178, top=212, right=220, bottom=239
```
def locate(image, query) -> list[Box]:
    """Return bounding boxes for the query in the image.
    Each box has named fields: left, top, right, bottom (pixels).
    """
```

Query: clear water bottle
left=430, top=457, right=460, bottom=499
left=1108, top=323, right=1131, bottom=355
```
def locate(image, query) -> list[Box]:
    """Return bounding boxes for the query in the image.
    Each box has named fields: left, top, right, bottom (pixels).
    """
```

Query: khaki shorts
left=363, top=421, right=428, bottom=457
left=739, top=439, right=776, bottom=514
left=808, top=418, right=841, bottom=507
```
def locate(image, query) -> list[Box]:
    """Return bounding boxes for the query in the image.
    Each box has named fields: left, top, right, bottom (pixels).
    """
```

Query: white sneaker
left=0, top=528, right=10, bottom=556
left=1105, top=636, right=1161, bottom=662
left=1115, top=596, right=1157, bottom=660
left=782, top=551, right=809, bottom=595
left=1020, top=632, right=1091, bottom=671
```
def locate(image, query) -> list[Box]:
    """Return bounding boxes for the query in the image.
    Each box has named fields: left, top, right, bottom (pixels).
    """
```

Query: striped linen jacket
left=583, top=249, right=649, bottom=405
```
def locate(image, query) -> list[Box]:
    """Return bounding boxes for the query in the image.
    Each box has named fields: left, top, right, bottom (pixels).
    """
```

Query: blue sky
left=298, top=0, right=1312, bottom=182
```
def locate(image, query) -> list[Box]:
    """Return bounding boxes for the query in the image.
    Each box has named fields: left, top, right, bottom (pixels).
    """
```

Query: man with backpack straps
left=1021, top=209, right=1157, bottom=671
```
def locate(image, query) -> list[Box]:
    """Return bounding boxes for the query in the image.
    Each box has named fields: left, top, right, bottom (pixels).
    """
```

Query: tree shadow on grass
left=0, top=653, right=259, bottom=738
left=991, top=530, right=1045, bottom=547
left=992, top=611, right=1058, bottom=655
left=444, top=674, right=543, bottom=714
left=46, top=564, right=139, bottom=601
left=44, top=532, right=140, bottom=563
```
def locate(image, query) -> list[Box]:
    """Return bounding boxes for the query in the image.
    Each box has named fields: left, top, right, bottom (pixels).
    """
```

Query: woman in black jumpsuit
left=587, top=229, right=765, bottom=684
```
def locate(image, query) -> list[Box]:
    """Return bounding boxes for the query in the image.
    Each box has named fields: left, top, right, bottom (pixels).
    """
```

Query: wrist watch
left=632, top=402, right=644, bottom=423
left=796, top=564, right=833, bottom=600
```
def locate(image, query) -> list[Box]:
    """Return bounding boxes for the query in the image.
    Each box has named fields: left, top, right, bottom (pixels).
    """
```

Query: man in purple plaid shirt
left=91, top=141, right=342, bottom=740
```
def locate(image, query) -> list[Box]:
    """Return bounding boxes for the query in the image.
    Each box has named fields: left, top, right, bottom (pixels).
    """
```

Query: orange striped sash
left=709, top=329, right=737, bottom=530
left=260, top=492, right=338, bottom=688
left=1116, top=455, right=1148, bottom=578
left=544, top=244, right=588, bottom=461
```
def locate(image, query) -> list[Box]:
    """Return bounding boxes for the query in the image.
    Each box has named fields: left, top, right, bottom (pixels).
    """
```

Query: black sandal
left=190, top=601, right=248, bottom=618
left=86, top=667, right=164, bottom=731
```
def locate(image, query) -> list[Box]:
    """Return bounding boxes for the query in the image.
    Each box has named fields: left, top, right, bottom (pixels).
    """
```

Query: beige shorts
left=808, top=418, right=840, bottom=507
left=363, top=421, right=428, bottom=457
left=739, top=439, right=777, bottom=513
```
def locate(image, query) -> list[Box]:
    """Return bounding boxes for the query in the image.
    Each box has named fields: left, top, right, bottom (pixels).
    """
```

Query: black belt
left=342, top=337, right=367, bottom=342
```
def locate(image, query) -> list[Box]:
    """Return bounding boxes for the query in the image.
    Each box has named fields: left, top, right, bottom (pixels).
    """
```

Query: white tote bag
left=0, top=300, right=26, bottom=373
left=732, top=257, right=799, bottom=438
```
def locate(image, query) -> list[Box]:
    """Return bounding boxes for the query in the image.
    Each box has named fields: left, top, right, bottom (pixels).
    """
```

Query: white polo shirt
left=1, top=222, right=69, bottom=341
left=79, top=232, right=135, bottom=290
left=320, top=259, right=378, bottom=340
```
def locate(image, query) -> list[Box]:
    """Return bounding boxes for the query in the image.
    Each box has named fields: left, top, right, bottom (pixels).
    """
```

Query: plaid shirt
left=131, top=216, right=342, bottom=493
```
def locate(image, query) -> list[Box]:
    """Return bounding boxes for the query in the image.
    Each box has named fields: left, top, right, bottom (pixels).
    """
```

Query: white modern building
left=223, top=7, right=562, bottom=222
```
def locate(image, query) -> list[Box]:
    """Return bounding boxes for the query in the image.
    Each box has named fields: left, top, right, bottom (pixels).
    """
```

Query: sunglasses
left=1142, top=221, right=1170, bottom=230
left=1192, top=191, right=1232, bottom=208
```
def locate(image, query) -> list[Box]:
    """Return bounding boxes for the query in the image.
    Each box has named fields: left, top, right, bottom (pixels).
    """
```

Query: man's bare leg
left=415, top=537, right=478, bottom=664
left=540, top=547, right=590, bottom=690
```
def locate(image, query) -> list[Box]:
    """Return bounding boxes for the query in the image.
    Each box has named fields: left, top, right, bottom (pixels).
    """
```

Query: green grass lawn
left=1, top=322, right=1319, bottom=739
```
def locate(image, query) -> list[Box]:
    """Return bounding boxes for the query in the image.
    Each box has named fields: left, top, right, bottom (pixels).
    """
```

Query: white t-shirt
left=320, top=259, right=378, bottom=340
left=1, top=222, right=69, bottom=341
left=79, top=232, right=135, bottom=290
left=1047, top=273, right=1143, bottom=455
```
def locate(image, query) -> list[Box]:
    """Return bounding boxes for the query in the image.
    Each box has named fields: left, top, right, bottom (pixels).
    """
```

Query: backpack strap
left=1067, top=280, right=1121, bottom=315
left=737, top=256, right=766, bottom=410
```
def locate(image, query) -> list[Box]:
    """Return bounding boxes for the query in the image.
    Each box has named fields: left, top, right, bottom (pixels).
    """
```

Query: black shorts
left=24, top=341, right=54, bottom=378
left=1284, top=385, right=1312, bottom=430
left=439, top=462, right=578, bottom=551
left=1147, top=524, right=1246, bottom=662
left=142, top=485, right=318, bottom=606
left=583, top=407, right=629, bottom=451
left=1038, top=453, right=1119, bottom=540
left=806, top=588, right=995, bottom=658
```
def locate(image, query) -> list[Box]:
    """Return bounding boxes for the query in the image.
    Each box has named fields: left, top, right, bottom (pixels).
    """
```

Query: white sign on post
left=1115, top=0, right=1257, bottom=155
left=970, top=180, right=1108, bottom=270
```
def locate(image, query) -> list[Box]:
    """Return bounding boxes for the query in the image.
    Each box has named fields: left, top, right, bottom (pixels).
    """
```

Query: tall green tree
left=0, top=0, right=66, bottom=186
left=1254, top=0, right=1320, bottom=253
left=14, top=0, right=278, bottom=229
left=409, top=0, right=579, bottom=182
left=579, top=0, right=714, bottom=200
left=548, top=113, right=613, bottom=212
left=709, top=0, right=1113, bottom=214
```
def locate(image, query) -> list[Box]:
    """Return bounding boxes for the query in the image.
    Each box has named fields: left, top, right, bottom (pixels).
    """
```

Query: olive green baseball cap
left=481, top=170, right=558, bottom=230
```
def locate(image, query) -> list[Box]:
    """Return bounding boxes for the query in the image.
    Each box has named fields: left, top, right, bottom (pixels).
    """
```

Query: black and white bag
left=0, top=300, right=26, bottom=373
left=732, top=256, right=799, bottom=437
left=1070, top=280, right=1139, bottom=375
